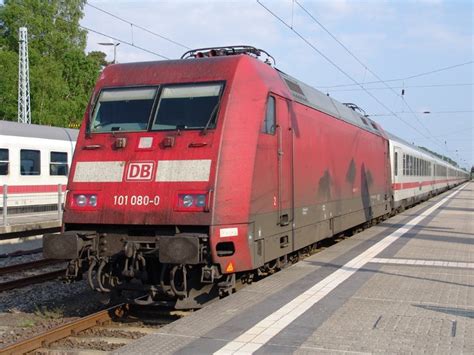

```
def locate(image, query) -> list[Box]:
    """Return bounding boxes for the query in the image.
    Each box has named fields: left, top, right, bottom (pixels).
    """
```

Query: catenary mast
left=17, top=27, right=31, bottom=124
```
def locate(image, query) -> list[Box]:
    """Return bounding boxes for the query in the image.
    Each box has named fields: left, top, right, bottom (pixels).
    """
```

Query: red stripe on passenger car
left=392, top=178, right=463, bottom=191
left=0, top=185, right=67, bottom=194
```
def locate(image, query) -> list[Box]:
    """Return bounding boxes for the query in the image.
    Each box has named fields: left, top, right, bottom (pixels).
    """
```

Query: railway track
left=0, top=259, right=66, bottom=292
left=0, top=215, right=390, bottom=354
left=0, top=248, right=43, bottom=259
left=0, top=303, right=183, bottom=355
left=0, top=259, right=63, bottom=276
left=0, top=220, right=384, bottom=354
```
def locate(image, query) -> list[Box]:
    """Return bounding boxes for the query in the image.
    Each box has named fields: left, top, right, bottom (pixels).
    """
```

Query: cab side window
left=262, top=96, right=276, bottom=135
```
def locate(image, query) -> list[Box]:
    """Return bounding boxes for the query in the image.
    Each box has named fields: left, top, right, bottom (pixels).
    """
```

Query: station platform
left=0, top=211, right=60, bottom=235
left=116, top=182, right=473, bottom=354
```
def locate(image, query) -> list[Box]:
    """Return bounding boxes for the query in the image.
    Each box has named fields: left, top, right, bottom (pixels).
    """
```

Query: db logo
left=126, top=162, right=155, bottom=181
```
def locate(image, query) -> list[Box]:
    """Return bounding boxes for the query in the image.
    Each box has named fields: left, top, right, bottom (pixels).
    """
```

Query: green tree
left=0, top=49, right=18, bottom=120
left=87, top=50, right=108, bottom=68
left=419, top=146, right=458, bottom=167
left=0, top=0, right=105, bottom=126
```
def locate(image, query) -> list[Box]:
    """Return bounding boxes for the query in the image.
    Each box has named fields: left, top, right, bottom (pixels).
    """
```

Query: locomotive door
left=275, top=95, right=294, bottom=230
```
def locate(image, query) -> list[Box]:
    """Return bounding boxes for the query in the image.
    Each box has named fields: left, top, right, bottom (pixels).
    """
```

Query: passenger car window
left=91, top=87, right=157, bottom=133
left=402, top=154, right=406, bottom=176
left=262, top=96, right=276, bottom=135
left=394, top=152, right=398, bottom=176
left=50, top=152, right=68, bottom=176
left=0, top=149, right=9, bottom=175
left=21, top=149, right=40, bottom=175
left=152, top=83, right=223, bottom=131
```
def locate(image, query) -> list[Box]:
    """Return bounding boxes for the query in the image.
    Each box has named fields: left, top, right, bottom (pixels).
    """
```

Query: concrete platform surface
left=116, top=182, right=473, bottom=355
left=0, top=211, right=60, bottom=234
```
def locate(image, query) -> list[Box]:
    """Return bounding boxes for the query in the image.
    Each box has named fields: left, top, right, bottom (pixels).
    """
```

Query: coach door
left=393, top=147, right=402, bottom=184
left=275, top=95, right=294, bottom=231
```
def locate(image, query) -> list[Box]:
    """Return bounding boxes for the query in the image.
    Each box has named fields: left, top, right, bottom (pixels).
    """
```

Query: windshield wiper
left=93, top=122, right=107, bottom=129
left=201, top=103, right=220, bottom=135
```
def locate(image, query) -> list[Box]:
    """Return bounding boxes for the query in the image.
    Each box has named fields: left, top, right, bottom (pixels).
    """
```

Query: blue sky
left=82, top=0, right=473, bottom=170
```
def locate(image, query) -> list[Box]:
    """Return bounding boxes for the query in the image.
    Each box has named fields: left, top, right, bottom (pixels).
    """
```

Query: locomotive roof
left=0, top=120, right=78, bottom=141
left=277, top=70, right=383, bottom=136
left=93, top=53, right=463, bottom=170
left=96, top=56, right=242, bottom=88
left=100, top=56, right=381, bottom=139
left=276, top=69, right=462, bottom=170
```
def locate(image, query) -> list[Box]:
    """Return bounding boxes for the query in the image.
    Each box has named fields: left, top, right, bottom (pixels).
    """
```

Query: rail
left=0, top=303, right=130, bottom=354
left=1, top=183, right=64, bottom=227
left=0, top=269, right=66, bottom=292
left=0, top=258, right=63, bottom=276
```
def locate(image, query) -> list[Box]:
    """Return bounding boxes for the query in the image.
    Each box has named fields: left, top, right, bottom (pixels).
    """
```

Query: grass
left=18, top=318, right=36, bottom=328
left=33, top=305, right=64, bottom=319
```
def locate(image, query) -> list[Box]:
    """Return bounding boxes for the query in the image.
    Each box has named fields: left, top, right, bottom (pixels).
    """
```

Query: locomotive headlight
left=75, top=194, right=87, bottom=207
left=176, top=192, right=209, bottom=211
left=88, top=195, right=98, bottom=207
left=72, top=193, right=98, bottom=208
left=182, top=194, right=194, bottom=208
left=196, top=194, right=206, bottom=207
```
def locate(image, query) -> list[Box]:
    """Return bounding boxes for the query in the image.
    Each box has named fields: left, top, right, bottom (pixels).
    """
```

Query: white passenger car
left=388, top=132, right=468, bottom=210
left=0, top=120, right=78, bottom=212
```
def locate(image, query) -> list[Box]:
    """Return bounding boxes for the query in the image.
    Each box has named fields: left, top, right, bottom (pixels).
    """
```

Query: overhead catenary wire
left=328, top=83, right=473, bottom=92
left=79, top=24, right=170, bottom=59
left=370, top=110, right=474, bottom=117
left=42, top=1, right=173, bottom=60
left=62, top=1, right=473, bottom=167
left=293, top=0, right=449, bottom=155
left=85, top=1, right=191, bottom=50
left=13, top=1, right=171, bottom=61
left=320, top=60, right=474, bottom=89
left=256, top=0, right=453, bottom=158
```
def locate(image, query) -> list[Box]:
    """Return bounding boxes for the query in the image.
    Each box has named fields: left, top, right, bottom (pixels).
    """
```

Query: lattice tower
left=18, top=27, right=31, bottom=124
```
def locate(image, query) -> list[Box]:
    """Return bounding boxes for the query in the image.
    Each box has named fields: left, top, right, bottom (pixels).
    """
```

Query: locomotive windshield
left=91, top=87, right=156, bottom=133
left=90, top=83, right=223, bottom=133
left=151, top=83, right=223, bottom=131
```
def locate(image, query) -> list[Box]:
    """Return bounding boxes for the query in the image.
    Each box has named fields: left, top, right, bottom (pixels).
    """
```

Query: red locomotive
left=44, top=46, right=467, bottom=308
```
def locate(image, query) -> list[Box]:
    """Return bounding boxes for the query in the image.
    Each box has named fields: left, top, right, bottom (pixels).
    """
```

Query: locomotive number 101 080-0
left=113, top=195, right=161, bottom=206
